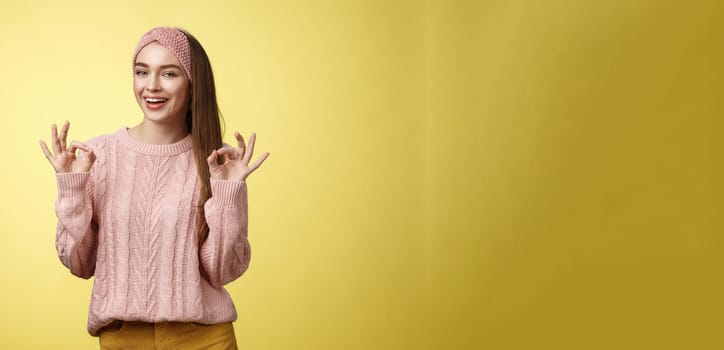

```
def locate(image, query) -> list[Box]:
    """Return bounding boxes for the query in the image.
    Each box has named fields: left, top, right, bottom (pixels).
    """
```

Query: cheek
left=133, top=79, right=144, bottom=96
left=167, top=82, right=190, bottom=102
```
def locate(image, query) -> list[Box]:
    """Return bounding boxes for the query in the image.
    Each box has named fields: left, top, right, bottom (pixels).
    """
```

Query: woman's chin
left=141, top=112, right=185, bottom=126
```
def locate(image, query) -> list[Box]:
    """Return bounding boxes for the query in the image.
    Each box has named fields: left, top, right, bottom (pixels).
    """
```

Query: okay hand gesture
left=39, top=121, right=96, bottom=173
left=207, top=131, right=270, bottom=182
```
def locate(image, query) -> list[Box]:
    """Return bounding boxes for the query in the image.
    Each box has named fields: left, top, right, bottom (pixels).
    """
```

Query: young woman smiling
left=39, top=26, right=269, bottom=350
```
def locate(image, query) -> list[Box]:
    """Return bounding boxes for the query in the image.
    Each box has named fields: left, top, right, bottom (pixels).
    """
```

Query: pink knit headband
left=132, top=27, right=192, bottom=81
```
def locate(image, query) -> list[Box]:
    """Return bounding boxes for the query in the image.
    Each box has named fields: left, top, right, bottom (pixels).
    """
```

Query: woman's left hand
left=207, top=131, right=270, bottom=182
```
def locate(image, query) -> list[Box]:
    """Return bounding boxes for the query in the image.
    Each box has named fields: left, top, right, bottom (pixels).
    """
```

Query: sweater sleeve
left=200, top=178, right=251, bottom=288
left=55, top=172, right=98, bottom=279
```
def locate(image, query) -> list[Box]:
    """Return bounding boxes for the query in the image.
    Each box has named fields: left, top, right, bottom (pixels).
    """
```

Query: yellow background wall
left=0, top=0, right=721, bottom=349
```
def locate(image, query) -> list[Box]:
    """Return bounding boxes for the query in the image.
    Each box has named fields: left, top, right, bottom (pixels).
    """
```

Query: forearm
left=200, top=179, right=251, bottom=288
left=55, top=172, right=98, bottom=278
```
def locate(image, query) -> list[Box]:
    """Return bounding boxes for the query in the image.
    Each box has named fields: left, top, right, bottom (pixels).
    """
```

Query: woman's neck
left=128, top=121, right=189, bottom=145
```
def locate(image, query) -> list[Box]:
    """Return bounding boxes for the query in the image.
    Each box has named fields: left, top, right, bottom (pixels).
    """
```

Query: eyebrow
left=134, top=62, right=182, bottom=70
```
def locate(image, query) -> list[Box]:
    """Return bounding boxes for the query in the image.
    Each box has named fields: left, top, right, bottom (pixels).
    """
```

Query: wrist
left=56, top=172, right=91, bottom=197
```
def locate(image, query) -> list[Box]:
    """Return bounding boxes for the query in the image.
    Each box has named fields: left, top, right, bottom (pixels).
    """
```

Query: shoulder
left=85, top=127, right=127, bottom=150
left=79, top=128, right=126, bottom=174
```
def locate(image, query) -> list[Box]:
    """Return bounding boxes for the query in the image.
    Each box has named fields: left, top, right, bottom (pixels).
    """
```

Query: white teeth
left=146, top=98, right=168, bottom=102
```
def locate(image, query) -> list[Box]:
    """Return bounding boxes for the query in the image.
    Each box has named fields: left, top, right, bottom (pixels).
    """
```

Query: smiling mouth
left=144, top=97, right=169, bottom=109
left=145, top=97, right=169, bottom=104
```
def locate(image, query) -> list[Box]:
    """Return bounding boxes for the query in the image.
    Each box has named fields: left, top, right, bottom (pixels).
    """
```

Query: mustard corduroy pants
left=98, top=320, right=238, bottom=350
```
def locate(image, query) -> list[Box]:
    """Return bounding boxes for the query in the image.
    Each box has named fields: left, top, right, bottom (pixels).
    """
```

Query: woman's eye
left=162, top=72, right=177, bottom=77
left=135, top=70, right=146, bottom=76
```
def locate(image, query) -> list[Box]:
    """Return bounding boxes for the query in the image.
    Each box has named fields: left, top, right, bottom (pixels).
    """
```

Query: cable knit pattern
left=54, top=127, right=251, bottom=336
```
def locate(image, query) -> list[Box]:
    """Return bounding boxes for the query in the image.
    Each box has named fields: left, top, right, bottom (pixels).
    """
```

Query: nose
left=146, top=74, right=162, bottom=92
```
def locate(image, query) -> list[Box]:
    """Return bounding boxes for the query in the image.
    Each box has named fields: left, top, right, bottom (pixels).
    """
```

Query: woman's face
left=133, top=42, right=190, bottom=127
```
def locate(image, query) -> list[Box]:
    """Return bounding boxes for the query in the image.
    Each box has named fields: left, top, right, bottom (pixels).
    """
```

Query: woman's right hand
left=39, top=121, right=96, bottom=173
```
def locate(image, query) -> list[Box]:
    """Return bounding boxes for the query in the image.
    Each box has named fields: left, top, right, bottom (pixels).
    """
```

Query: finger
left=216, top=147, right=238, bottom=161
left=69, top=141, right=92, bottom=152
left=248, top=151, right=270, bottom=172
left=243, top=132, right=256, bottom=164
left=234, top=131, right=246, bottom=157
left=70, top=141, right=94, bottom=162
left=67, top=144, right=78, bottom=158
left=51, top=124, right=61, bottom=155
left=59, top=120, right=69, bottom=150
left=68, top=141, right=92, bottom=154
left=39, top=140, right=54, bottom=161
left=207, top=149, right=219, bottom=168
left=85, top=148, right=97, bottom=163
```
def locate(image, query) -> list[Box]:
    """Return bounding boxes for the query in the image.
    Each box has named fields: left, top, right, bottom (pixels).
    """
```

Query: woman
left=39, top=26, right=269, bottom=349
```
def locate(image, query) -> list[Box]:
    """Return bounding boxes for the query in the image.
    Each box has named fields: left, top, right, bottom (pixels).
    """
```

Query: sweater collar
left=117, top=127, right=193, bottom=156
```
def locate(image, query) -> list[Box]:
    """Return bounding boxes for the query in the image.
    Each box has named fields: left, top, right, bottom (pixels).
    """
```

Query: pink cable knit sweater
left=54, top=127, right=250, bottom=336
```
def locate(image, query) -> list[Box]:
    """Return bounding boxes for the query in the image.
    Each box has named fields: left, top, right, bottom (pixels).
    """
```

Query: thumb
left=85, top=149, right=97, bottom=163
left=207, top=150, right=219, bottom=170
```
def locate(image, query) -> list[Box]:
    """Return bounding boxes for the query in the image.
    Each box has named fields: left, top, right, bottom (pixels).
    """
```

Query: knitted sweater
left=54, top=127, right=250, bottom=336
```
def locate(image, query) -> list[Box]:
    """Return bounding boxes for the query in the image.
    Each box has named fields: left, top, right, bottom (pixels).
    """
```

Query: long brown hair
left=177, top=28, right=225, bottom=245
